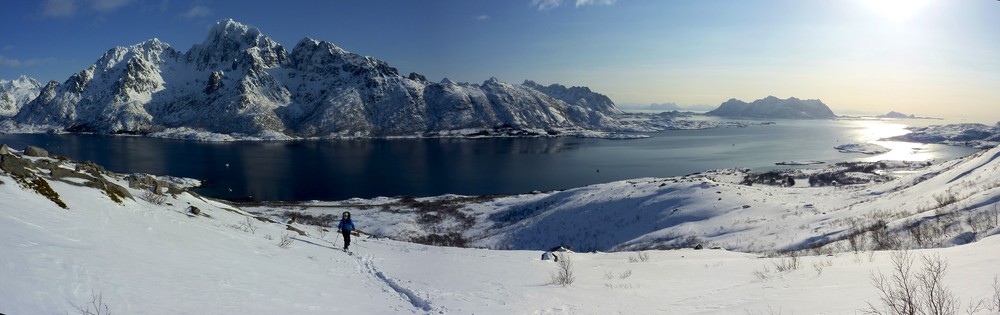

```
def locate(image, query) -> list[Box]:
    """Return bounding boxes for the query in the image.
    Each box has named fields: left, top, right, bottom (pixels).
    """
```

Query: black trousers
left=342, top=231, right=351, bottom=249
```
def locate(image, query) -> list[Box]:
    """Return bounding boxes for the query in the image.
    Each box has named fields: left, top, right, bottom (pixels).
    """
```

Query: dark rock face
left=706, top=96, right=836, bottom=119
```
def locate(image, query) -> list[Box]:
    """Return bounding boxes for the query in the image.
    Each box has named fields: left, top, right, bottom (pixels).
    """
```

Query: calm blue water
left=0, top=119, right=979, bottom=201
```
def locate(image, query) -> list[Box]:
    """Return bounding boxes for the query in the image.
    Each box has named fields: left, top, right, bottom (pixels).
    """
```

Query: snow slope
left=249, top=148, right=1000, bottom=255
left=3, top=145, right=1000, bottom=314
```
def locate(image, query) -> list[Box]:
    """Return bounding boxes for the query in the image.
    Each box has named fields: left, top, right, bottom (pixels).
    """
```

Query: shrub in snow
left=550, top=254, right=575, bottom=286
left=991, top=276, right=1000, bottom=312
left=74, top=289, right=111, bottom=315
left=863, top=251, right=959, bottom=315
left=772, top=253, right=801, bottom=272
left=278, top=232, right=293, bottom=248
left=870, top=220, right=901, bottom=251
left=627, top=251, right=650, bottom=263
left=230, top=216, right=256, bottom=234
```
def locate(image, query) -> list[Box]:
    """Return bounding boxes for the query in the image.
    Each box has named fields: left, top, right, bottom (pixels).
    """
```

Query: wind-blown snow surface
left=4, top=144, right=1000, bottom=313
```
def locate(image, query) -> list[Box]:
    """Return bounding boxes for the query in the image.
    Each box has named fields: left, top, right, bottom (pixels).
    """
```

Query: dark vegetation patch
left=410, top=232, right=468, bottom=247
left=281, top=211, right=338, bottom=227
left=740, top=162, right=923, bottom=187
left=400, top=195, right=500, bottom=230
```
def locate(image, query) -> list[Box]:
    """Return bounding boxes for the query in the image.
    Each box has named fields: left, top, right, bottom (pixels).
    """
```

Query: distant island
left=877, top=111, right=941, bottom=120
left=705, top=96, right=836, bottom=119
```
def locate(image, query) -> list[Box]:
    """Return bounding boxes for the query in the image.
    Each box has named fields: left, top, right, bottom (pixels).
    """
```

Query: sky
left=1, top=0, right=998, bottom=122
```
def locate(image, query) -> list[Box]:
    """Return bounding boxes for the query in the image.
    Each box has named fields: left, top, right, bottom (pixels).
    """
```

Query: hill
left=706, top=96, right=836, bottom=119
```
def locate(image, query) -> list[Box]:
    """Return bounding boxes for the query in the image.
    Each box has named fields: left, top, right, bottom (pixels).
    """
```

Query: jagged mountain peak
left=0, top=75, right=43, bottom=117
left=187, top=19, right=287, bottom=71
left=205, top=19, right=273, bottom=47
left=1, top=75, right=41, bottom=90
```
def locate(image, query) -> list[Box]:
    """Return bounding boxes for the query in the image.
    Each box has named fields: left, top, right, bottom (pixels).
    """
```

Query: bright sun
left=857, top=0, right=933, bottom=22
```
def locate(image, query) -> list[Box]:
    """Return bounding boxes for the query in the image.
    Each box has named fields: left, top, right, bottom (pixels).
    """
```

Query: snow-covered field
left=2, top=144, right=1000, bottom=314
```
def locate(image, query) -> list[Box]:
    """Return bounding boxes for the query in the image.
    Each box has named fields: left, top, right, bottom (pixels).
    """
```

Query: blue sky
left=1, top=0, right=998, bottom=121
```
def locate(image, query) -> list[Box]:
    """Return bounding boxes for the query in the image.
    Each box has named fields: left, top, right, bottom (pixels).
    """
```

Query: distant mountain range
left=706, top=96, right=836, bottom=119
left=1, top=19, right=629, bottom=140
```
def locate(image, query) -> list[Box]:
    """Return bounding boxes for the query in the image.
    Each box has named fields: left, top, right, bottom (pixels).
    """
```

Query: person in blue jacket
left=337, top=211, right=355, bottom=251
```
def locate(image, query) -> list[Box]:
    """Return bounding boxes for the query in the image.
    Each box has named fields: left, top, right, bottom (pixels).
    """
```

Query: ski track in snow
left=352, top=242, right=438, bottom=314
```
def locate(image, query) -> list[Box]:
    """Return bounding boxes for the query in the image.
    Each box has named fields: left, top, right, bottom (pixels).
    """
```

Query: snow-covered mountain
left=706, top=96, right=836, bottom=119
left=887, top=123, right=1000, bottom=148
left=3, top=143, right=999, bottom=314
left=522, top=80, right=621, bottom=115
left=0, top=75, right=41, bottom=118
left=7, top=19, right=627, bottom=139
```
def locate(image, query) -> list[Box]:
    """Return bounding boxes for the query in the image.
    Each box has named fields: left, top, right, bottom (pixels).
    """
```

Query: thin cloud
left=90, top=0, right=132, bottom=13
left=475, top=14, right=490, bottom=21
left=182, top=5, right=212, bottom=18
left=42, top=0, right=77, bottom=17
left=531, top=0, right=563, bottom=11
left=531, top=0, right=617, bottom=11
left=0, top=56, right=52, bottom=68
left=575, top=0, right=616, bottom=7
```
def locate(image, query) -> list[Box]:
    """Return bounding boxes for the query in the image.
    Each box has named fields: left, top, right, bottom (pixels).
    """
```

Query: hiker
left=337, top=211, right=355, bottom=251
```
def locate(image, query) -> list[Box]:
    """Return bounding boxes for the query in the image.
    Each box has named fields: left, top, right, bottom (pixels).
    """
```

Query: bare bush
left=863, top=251, right=959, bottom=315
left=934, top=191, right=958, bottom=209
left=619, top=269, right=633, bottom=279
left=745, top=305, right=784, bottom=315
left=908, top=220, right=934, bottom=248
left=74, top=290, right=111, bottom=315
left=870, top=220, right=901, bottom=251
left=848, top=230, right=868, bottom=253
left=278, top=232, right=294, bottom=248
left=234, top=216, right=257, bottom=234
left=139, top=189, right=166, bottom=205
left=772, top=253, right=801, bottom=272
left=754, top=265, right=773, bottom=281
left=812, top=259, right=833, bottom=276
left=550, top=254, right=575, bottom=286
left=628, top=251, right=650, bottom=263
left=990, top=276, right=1000, bottom=312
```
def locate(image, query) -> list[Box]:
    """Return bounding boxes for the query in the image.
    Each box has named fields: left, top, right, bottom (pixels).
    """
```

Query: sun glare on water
left=852, top=120, right=935, bottom=162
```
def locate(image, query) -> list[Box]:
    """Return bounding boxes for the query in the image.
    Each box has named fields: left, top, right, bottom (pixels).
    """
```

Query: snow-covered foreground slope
left=253, top=147, right=1000, bottom=255
left=3, top=145, right=1000, bottom=314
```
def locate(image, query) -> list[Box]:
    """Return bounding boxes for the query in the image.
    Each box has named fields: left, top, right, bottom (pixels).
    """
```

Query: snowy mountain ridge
left=0, top=75, right=41, bottom=118
left=3, top=19, right=631, bottom=140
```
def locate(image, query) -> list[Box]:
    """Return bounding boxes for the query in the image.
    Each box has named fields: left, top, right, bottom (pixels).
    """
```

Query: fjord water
left=0, top=119, right=978, bottom=201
